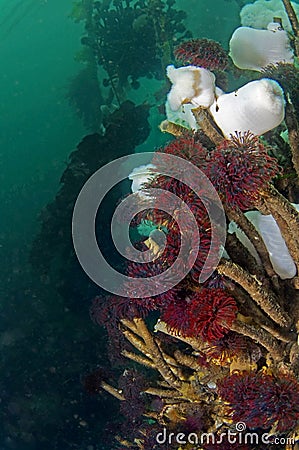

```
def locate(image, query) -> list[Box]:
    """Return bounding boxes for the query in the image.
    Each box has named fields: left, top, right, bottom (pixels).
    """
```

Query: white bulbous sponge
left=229, top=22, right=294, bottom=71
left=257, top=213, right=297, bottom=279
left=230, top=207, right=299, bottom=279
left=166, top=65, right=216, bottom=111
left=128, top=164, right=157, bottom=194
left=240, top=0, right=299, bottom=32
left=209, top=78, right=285, bottom=137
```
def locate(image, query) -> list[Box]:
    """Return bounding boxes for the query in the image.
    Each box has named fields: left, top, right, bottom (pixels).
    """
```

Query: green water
left=0, top=0, right=273, bottom=448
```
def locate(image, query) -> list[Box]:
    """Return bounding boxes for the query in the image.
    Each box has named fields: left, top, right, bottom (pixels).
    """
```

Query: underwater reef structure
left=31, top=101, right=150, bottom=308
left=67, top=0, right=191, bottom=130
left=84, top=1, right=299, bottom=449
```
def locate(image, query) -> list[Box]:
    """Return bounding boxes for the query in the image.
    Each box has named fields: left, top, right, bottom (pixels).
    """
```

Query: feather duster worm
left=206, top=132, right=279, bottom=210
left=174, top=38, right=229, bottom=71
left=161, top=288, right=238, bottom=342
left=218, top=371, right=299, bottom=432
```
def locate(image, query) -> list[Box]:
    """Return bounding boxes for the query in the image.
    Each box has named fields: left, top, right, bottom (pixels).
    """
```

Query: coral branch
left=285, top=101, right=299, bottom=178
left=122, top=318, right=182, bottom=389
left=154, top=319, right=206, bottom=352
left=159, top=120, right=186, bottom=137
left=281, top=0, right=299, bottom=55
left=290, top=343, right=299, bottom=375
left=217, top=260, right=292, bottom=327
left=100, top=381, right=125, bottom=401
left=225, top=233, right=264, bottom=278
left=173, top=350, right=203, bottom=371
left=260, top=323, right=296, bottom=343
left=225, top=205, right=276, bottom=278
left=262, top=185, right=299, bottom=241
left=121, top=350, right=156, bottom=369
left=144, top=387, right=183, bottom=399
left=230, top=320, right=284, bottom=361
left=227, top=282, right=295, bottom=342
left=192, top=107, right=224, bottom=145
left=155, top=340, right=186, bottom=380
left=122, top=329, right=148, bottom=355
left=259, top=185, right=299, bottom=270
